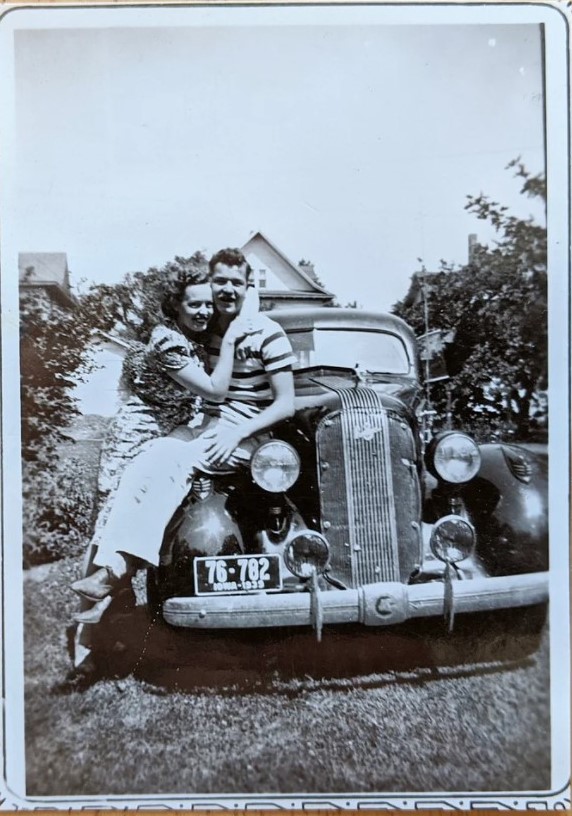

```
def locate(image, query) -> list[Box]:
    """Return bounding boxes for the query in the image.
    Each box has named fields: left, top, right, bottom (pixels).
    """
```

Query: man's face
left=210, top=262, right=249, bottom=317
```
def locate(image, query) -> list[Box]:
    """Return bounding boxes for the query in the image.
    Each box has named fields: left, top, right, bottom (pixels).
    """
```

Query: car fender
left=461, top=443, right=548, bottom=576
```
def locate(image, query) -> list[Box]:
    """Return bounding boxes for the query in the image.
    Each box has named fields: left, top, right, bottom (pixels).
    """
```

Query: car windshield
left=287, top=328, right=411, bottom=375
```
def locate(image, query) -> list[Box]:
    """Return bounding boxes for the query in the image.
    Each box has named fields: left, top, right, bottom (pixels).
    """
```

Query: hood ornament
left=354, top=362, right=370, bottom=388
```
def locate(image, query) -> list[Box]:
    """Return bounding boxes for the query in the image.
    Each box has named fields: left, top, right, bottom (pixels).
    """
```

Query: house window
left=258, top=268, right=267, bottom=289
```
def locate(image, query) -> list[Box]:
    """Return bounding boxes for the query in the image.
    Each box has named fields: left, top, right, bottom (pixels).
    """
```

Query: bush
left=22, top=452, right=98, bottom=568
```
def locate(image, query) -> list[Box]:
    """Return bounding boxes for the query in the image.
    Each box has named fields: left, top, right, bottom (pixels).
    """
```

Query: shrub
left=22, top=453, right=98, bottom=568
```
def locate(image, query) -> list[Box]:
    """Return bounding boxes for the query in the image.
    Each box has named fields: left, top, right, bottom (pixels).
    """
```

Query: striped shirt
left=208, top=315, right=296, bottom=406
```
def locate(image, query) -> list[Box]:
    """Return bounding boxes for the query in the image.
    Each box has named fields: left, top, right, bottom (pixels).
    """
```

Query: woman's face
left=176, top=283, right=214, bottom=335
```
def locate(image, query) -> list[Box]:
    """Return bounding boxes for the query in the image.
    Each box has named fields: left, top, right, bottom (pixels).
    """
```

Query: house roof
left=19, top=252, right=76, bottom=308
left=241, top=231, right=335, bottom=298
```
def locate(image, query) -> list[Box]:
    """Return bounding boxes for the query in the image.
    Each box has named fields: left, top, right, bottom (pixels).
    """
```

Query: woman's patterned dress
left=94, top=323, right=209, bottom=530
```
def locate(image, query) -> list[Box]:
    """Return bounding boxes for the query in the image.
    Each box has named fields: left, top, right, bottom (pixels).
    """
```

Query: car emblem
left=376, top=594, right=397, bottom=618
left=354, top=418, right=384, bottom=442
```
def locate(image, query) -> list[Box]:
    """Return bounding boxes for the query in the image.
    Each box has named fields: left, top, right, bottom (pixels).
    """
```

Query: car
left=143, top=307, right=549, bottom=641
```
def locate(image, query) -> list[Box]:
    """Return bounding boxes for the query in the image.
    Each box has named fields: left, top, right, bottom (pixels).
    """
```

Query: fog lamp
left=428, top=432, right=481, bottom=484
left=251, top=441, right=300, bottom=493
left=284, top=532, right=330, bottom=579
left=430, top=515, right=476, bottom=564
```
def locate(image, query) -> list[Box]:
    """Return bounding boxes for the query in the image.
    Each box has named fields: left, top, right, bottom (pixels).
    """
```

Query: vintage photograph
left=0, top=1, right=569, bottom=810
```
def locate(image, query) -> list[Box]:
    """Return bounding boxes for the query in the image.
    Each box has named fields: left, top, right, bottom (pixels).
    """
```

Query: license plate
left=194, top=554, right=282, bottom=596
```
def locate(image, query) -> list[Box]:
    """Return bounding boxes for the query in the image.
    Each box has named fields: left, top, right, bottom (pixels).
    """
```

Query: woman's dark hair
left=160, top=268, right=209, bottom=321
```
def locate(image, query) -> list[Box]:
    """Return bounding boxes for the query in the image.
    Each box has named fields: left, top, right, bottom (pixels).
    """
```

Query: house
left=18, top=252, right=77, bottom=312
left=240, top=231, right=335, bottom=309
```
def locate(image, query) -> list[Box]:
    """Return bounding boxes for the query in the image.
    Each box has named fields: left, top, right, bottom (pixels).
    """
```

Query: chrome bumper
left=162, top=571, right=549, bottom=629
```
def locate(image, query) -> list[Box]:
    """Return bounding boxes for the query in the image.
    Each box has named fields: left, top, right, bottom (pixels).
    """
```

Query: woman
left=74, top=268, right=255, bottom=624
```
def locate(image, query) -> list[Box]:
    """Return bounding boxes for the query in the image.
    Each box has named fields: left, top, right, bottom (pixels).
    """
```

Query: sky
left=12, top=19, right=545, bottom=311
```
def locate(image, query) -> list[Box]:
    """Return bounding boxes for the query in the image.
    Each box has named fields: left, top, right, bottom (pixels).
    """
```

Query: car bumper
left=162, top=571, right=549, bottom=628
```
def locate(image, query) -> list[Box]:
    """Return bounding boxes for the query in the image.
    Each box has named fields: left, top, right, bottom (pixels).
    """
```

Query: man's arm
left=202, top=369, right=295, bottom=465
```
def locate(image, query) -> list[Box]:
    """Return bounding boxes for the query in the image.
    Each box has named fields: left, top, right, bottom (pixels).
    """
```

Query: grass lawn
left=24, top=555, right=550, bottom=798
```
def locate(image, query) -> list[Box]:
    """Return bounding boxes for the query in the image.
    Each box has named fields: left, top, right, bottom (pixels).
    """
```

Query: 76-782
left=205, top=556, right=270, bottom=591
left=194, top=553, right=282, bottom=595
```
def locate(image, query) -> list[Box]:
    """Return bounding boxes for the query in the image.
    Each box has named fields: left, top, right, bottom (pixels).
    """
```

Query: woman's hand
left=223, top=316, right=253, bottom=343
left=224, top=316, right=265, bottom=360
left=202, top=425, right=246, bottom=466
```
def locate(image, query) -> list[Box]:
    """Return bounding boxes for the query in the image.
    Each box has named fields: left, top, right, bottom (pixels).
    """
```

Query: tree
left=20, top=285, right=95, bottom=565
left=298, top=258, right=328, bottom=291
left=393, top=162, right=547, bottom=438
left=76, top=252, right=209, bottom=341
left=20, top=290, right=89, bottom=464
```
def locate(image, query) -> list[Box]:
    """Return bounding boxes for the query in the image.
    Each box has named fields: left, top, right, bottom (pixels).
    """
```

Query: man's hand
left=203, top=425, right=245, bottom=466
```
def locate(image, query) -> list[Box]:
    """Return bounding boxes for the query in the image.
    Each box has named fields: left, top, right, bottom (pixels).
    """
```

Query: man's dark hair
left=161, top=268, right=209, bottom=321
left=208, top=247, right=253, bottom=281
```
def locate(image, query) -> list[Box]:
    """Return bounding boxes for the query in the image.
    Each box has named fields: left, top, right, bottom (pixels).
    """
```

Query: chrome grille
left=317, top=388, right=400, bottom=586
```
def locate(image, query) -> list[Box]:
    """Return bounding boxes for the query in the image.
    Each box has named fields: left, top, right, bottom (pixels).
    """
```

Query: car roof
left=270, top=307, right=418, bottom=361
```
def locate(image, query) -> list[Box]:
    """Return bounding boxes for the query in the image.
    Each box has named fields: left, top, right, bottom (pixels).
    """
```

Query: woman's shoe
left=73, top=595, right=113, bottom=625
left=71, top=567, right=118, bottom=602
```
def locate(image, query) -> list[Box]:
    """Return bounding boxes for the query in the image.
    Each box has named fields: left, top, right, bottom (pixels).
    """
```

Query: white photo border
left=0, top=1, right=570, bottom=809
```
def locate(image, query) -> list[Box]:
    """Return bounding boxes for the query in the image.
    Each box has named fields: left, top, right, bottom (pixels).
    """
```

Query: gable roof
left=241, top=231, right=335, bottom=298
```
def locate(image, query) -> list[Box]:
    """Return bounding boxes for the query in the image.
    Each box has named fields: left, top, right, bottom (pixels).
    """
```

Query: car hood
left=292, top=370, right=421, bottom=425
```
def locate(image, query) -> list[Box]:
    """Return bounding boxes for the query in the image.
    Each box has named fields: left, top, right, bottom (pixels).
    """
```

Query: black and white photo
left=0, top=1, right=570, bottom=809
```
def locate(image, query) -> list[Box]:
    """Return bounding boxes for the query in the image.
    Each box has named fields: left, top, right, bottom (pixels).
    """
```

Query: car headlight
left=430, top=515, right=476, bottom=564
left=284, top=531, right=330, bottom=578
left=427, top=432, right=481, bottom=484
left=251, top=440, right=300, bottom=493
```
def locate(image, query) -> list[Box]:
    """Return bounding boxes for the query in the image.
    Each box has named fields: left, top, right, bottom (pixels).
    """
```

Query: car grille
left=316, top=387, right=421, bottom=587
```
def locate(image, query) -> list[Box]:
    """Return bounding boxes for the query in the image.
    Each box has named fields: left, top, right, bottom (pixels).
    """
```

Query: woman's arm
left=165, top=318, right=254, bottom=400
left=167, top=333, right=236, bottom=400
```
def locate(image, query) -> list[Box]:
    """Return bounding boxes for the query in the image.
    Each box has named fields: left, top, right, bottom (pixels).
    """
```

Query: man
left=200, top=247, right=296, bottom=465
left=71, top=248, right=296, bottom=618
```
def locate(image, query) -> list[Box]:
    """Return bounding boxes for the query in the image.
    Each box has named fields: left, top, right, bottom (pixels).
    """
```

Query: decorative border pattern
left=0, top=793, right=571, bottom=811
